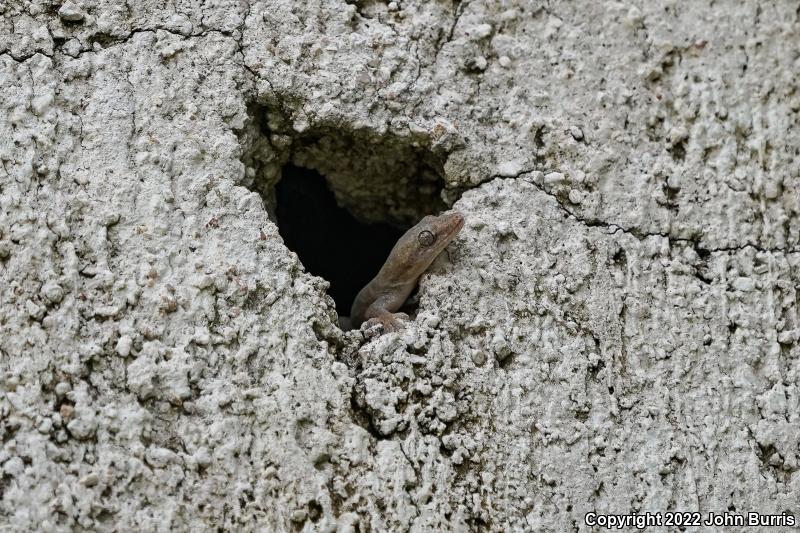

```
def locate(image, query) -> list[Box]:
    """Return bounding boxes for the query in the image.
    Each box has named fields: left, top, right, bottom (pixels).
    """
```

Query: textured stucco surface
left=1, top=0, right=799, bottom=531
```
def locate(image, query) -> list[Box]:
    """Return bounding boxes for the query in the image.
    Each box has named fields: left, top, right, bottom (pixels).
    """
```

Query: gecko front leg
left=361, top=293, right=410, bottom=333
left=348, top=211, right=464, bottom=335
left=362, top=311, right=410, bottom=334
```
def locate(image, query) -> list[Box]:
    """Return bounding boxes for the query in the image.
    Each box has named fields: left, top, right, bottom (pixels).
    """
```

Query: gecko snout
left=453, top=211, right=465, bottom=227
left=446, top=211, right=465, bottom=235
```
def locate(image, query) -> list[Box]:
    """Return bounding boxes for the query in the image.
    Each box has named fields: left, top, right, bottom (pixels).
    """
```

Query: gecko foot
left=362, top=313, right=410, bottom=337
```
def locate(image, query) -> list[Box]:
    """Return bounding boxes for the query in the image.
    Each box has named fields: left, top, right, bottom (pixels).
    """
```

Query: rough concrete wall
left=1, top=0, right=798, bottom=532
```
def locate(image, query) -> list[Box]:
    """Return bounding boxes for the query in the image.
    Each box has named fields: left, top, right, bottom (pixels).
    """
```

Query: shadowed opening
left=275, top=164, right=407, bottom=315
left=239, top=104, right=456, bottom=319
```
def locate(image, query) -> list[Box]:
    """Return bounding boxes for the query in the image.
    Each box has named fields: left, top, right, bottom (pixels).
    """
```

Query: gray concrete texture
left=1, top=0, right=799, bottom=531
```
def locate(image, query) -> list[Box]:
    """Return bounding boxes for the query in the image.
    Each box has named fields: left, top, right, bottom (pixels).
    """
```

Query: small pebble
left=437, top=403, right=458, bottom=423
left=26, top=300, right=45, bottom=320
left=145, top=447, right=178, bottom=468
left=733, top=277, right=754, bottom=292
left=544, top=172, right=565, bottom=185
left=80, top=473, right=99, bottom=487
left=498, top=55, right=511, bottom=67
left=3, top=457, right=23, bottom=476
left=37, top=418, right=53, bottom=434
left=667, top=174, right=682, bottom=190
left=193, top=327, right=211, bottom=345
left=469, top=23, right=492, bottom=40
left=496, top=159, right=525, bottom=177
left=194, top=448, right=212, bottom=467
left=59, top=404, right=74, bottom=421
left=777, top=329, right=798, bottom=344
left=58, top=1, right=85, bottom=22
left=465, top=55, right=487, bottom=72
left=116, top=335, right=132, bottom=357
left=41, top=281, right=64, bottom=304
left=764, top=180, right=780, bottom=199
left=67, top=416, right=96, bottom=440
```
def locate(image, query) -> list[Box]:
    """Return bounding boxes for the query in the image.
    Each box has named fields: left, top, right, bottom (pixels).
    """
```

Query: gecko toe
left=362, top=313, right=410, bottom=336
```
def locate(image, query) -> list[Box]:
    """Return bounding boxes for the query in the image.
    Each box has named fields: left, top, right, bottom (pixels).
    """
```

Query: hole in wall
left=275, top=164, right=406, bottom=314
left=240, top=104, right=455, bottom=318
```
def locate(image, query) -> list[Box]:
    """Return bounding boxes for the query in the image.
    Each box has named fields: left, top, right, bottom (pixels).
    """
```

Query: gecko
left=348, top=210, right=465, bottom=333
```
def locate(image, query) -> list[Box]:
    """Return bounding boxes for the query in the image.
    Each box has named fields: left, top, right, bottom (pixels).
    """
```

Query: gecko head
left=387, top=211, right=465, bottom=278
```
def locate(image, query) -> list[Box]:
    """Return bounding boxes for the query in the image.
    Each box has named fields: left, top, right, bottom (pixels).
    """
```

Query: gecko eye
left=418, top=230, right=436, bottom=247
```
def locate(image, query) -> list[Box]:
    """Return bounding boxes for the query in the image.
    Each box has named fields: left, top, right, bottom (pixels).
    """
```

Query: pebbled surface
left=1, top=0, right=798, bottom=531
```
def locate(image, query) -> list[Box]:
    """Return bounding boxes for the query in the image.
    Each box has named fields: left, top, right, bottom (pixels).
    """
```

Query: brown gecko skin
left=349, top=211, right=465, bottom=332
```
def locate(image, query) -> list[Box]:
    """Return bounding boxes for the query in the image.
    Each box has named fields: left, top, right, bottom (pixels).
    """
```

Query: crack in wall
left=486, top=170, right=800, bottom=256
left=432, top=0, right=466, bottom=67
